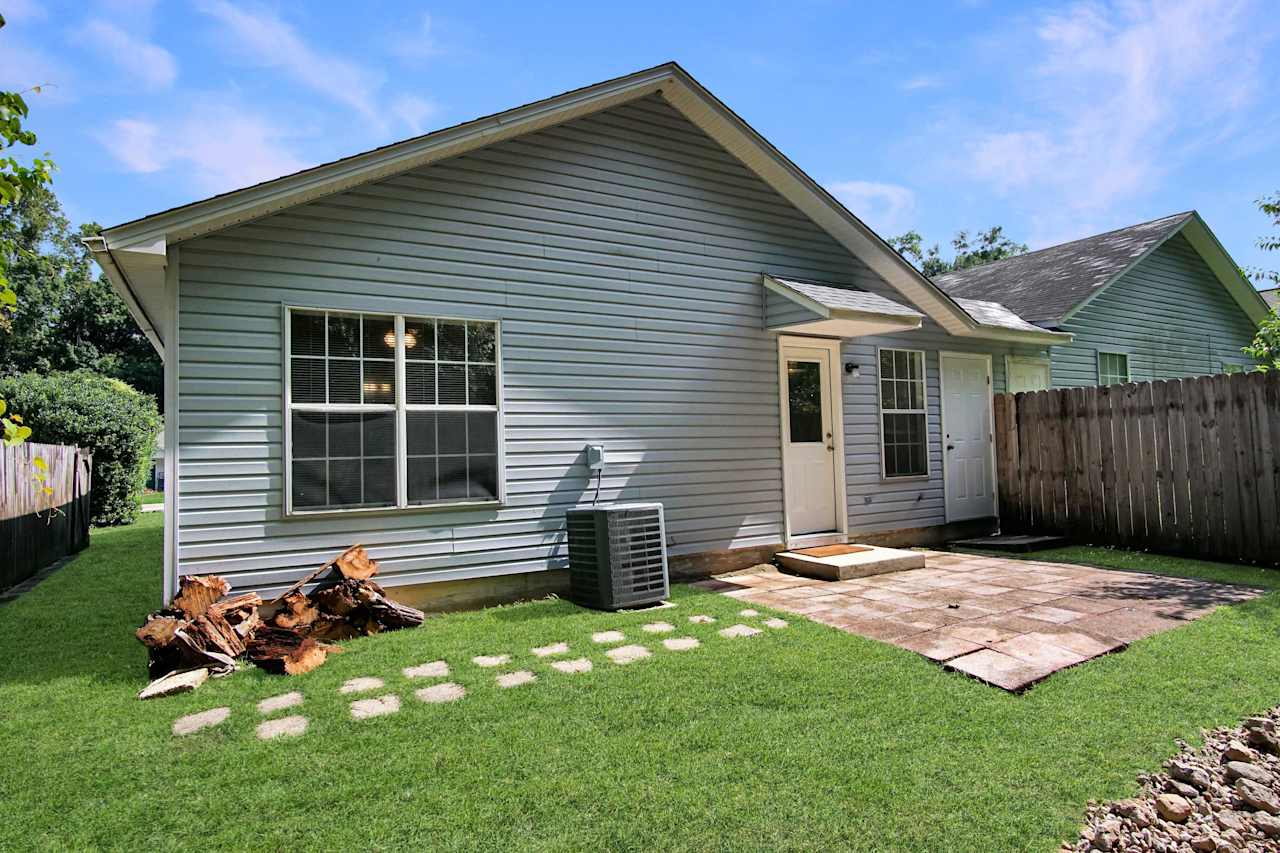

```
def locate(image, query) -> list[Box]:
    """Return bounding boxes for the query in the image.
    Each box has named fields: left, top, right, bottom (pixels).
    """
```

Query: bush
left=0, top=370, right=161, bottom=525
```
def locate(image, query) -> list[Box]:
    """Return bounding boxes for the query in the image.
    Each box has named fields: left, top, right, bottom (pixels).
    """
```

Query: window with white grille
left=1097, top=351, right=1129, bottom=386
left=878, top=348, right=928, bottom=478
left=286, top=308, right=501, bottom=513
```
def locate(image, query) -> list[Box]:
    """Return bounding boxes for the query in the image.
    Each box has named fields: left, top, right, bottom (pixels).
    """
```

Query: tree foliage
left=1247, top=191, right=1279, bottom=286
left=888, top=226, right=1029, bottom=278
left=1242, top=192, right=1280, bottom=369
left=0, top=186, right=161, bottom=400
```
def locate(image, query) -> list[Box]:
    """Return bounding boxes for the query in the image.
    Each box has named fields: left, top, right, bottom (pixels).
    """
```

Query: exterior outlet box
left=565, top=502, right=669, bottom=610
left=586, top=444, right=606, bottom=470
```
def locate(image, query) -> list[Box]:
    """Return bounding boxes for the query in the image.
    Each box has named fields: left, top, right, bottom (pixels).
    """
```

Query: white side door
left=781, top=343, right=838, bottom=536
left=1007, top=357, right=1050, bottom=393
left=940, top=352, right=996, bottom=521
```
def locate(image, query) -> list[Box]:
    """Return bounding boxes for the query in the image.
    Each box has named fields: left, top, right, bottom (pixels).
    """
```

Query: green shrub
left=0, top=370, right=161, bottom=525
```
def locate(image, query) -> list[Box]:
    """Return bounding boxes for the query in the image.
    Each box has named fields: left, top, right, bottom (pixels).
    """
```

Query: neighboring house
left=86, top=63, right=1070, bottom=607
left=1261, top=287, right=1279, bottom=311
left=934, top=213, right=1270, bottom=392
left=147, top=429, right=165, bottom=491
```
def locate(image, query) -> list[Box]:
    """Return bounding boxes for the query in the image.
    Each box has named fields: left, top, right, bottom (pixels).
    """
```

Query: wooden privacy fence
left=994, top=371, right=1280, bottom=566
left=1, top=442, right=93, bottom=591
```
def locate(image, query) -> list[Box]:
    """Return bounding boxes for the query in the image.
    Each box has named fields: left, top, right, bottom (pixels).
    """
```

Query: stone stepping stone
left=350, top=694, right=401, bottom=720
left=256, top=715, right=307, bottom=740
left=763, top=618, right=789, bottom=629
left=257, top=691, right=303, bottom=714
left=551, top=658, right=593, bottom=674
left=532, top=642, right=569, bottom=657
left=472, top=654, right=511, bottom=668
left=719, top=624, right=762, bottom=639
left=403, top=661, right=449, bottom=679
left=739, top=609, right=760, bottom=617
left=689, top=615, right=716, bottom=624
left=416, top=682, right=466, bottom=704
left=663, top=637, right=700, bottom=651
left=173, top=707, right=230, bottom=737
left=641, top=622, right=674, bottom=633
left=592, top=630, right=625, bottom=644
left=606, top=644, right=651, bottom=665
left=496, top=670, right=537, bottom=688
left=339, top=676, right=385, bottom=695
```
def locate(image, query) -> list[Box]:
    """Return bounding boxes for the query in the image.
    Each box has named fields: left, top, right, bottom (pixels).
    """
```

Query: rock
left=1253, top=812, right=1280, bottom=838
left=1245, top=727, right=1280, bottom=755
left=1167, top=779, right=1201, bottom=800
left=1170, top=759, right=1213, bottom=791
left=1189, top=833, right=1217, bottom=851
left=1114, top=799, right=1155, bottom=827
left=1224, top=760, right=1273, bottom=786
left=1087, top=819, right=1121, bottom=850
left=1234, top=778, right=1280, bottom=814
left=138, top=667, right=209, bottom=700
left=1222, top=740, right=1256, bottom=763
left=1156, top=793, right=1194, bottom=823
left=1215, top=811, right=1246, bottom=833
left=1243, top=717, right=1274, bottom=734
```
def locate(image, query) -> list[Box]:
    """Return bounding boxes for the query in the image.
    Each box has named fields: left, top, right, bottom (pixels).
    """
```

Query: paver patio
left=694, top=551, right=1263, bottom=691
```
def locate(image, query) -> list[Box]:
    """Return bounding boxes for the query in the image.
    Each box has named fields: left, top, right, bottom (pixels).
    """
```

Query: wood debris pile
left=135, top=545, right=424, bottom=697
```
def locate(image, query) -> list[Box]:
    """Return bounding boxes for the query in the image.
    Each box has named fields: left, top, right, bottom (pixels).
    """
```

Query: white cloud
left=828, top=180, right=918, bottom=235
left=901, top=75, right=942, bottom=92
left=77, top=19, right=177, bottom=90
left=97, top=104, right=309, bottom=195
left=391, top=95, right=439, bottom=135
left=196, top=0, right=384, bottom=123
left=964, top=0, right=1264, bottom=213
left=389, top=13, right=442, bottom=63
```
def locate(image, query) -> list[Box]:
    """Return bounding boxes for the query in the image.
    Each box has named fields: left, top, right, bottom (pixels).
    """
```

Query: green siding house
left=934, top=212, right=1271, bottom=392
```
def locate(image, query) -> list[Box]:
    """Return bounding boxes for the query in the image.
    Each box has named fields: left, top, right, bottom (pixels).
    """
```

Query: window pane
left=407, top=412, right=436, bottom=456
left=438, top=364, right=467, bottom=404
left=363, top=458, right=396, bottom=506
left=880, top=349, right=893, bottom=377
left=438, top=413, right=466, bottom=454
left=328, top=314, right=360, bottom=358
left=291, top=312, right=325, bottom=356
left=908, top=380, right=923, bottom=411
left=328, top=459, right=363, bottom=506
left=906, top=351, right=920, bottom=380
left=467, top=412, right=497, bottom=454
left=362, top=315, right=396, bottom=359
left=406, top=362, right=435, bottom=405
left=787, top=361, right=823, bottom=443
left=467, top=364, right=496, bottom=406
left=362, top=412, right=395, bottom=457
left=468, top=455, right=498, bottom=500
left=328, top=360, right=360, bottom=404
left=467, top=322, right=496, bottom=363
left=883, top=412, right=927, bottom=478
left=438, top=321, right=466, bottom=361
left=362, top=359, right=395, bottom=405
left=328, top=413, right=361, bottom=458
left=292, top=411, right=326, bottom=458
left=438, top=457, right=468, bottom=500
left=292, top=460, right=327, bottom=508
left=291, top=358, right=326, bottom=404
left=407, top=456, right=438, bottom=503
left=404, top=318, right=435, bottom=361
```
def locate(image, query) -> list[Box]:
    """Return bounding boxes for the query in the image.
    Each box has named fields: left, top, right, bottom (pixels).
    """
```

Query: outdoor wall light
left=845, top=362, right=860, bottom=377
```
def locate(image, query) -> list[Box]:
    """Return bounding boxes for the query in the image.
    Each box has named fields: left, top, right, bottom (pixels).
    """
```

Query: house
left=933, top=213, right=1270, bottom=392
left=85, top=63, right=1071, bottom=609
left=1261, top=287, right=1279, bottom=310
left=146, top=429, right=165, bottom=492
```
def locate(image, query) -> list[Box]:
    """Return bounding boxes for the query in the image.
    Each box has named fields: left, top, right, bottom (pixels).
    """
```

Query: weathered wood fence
left=994, top=371, right=1280, bottom=566
left=1, top=442, right=93, bottom=591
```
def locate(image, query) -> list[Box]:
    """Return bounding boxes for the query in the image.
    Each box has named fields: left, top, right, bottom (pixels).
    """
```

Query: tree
left=1243, top=191, right=1280, bottom=368
left=0, top=186, right=161, bottom=400
left=1246, top=191, right=1279, bottom=286
left=1, top=11, right=56, bottom=447
left=889, top=225, right=1029, bottom=277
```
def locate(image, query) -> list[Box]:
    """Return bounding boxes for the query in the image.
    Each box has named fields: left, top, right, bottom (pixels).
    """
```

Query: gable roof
left=1262, top=287, right=1279, bottom=310
left=933, top=211, right=1271, bottom=329
left=87, top=62, right=1069, bottom=353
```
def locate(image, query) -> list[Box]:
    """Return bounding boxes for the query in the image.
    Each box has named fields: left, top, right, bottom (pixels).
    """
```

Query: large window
left=1097, top=351, right=1129, bottom=386
left=878, top=348, right=927, bottom=479
left=286, top=308, right=501, bottom=514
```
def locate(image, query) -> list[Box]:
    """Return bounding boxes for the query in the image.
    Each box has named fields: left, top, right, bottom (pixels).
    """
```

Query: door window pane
left=787, top=361, right=823, bottom=443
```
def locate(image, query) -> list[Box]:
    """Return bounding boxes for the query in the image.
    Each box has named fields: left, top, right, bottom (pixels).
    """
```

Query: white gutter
left=83, top=235, right=164, bottom=356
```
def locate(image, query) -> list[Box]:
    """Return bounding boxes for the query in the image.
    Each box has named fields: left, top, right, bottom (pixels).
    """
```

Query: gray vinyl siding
left=841, top=324, right=1044, bottom=534
left=1050, top=233, right=1260, bottom=386
left=174, top=94, right=916, bottom=591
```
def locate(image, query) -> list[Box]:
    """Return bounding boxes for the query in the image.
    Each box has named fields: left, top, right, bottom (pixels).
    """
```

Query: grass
left=141, top=491, right=164, bottom=505
left=2, top=518, right=1280, bottom=852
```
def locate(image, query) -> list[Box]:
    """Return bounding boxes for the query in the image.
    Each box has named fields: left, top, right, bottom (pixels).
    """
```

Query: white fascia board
left=82, top=235, right=166, bottom=355
left=954, top=325, right=1075, bottom=345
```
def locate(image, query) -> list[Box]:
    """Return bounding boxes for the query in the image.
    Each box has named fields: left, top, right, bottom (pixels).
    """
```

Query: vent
left=565, top=503, right=669, bottom=610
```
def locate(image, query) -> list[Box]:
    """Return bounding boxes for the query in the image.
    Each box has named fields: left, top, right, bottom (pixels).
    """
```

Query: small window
left=1097, top=351, right=1129, bottom=386
left=1221, top=361, right=1246, bottom=375
left=878, top=349, right=927, bottom=478
left=287, top=308, right=501, bottom=514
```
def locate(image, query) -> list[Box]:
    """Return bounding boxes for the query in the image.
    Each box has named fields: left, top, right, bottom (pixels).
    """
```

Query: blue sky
left=3, top=0, right=1278, bottom=281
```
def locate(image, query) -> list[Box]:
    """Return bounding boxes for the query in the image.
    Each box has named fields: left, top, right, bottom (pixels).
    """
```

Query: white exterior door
left=940, top=352, right=996, bottom=521
left=781, top=343, right=838, bottom=536
left=1007, top=358, right=1050, bottom=393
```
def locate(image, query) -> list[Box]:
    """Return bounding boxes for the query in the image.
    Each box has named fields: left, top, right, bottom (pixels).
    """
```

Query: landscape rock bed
left=1067, top=707, right=1280, bottom=852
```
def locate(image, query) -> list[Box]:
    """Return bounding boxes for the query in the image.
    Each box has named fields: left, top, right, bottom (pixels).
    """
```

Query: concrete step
left=776, top=543, right=925, bottom=581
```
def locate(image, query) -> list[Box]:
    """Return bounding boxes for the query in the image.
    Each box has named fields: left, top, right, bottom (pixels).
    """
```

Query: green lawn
left=2, top=517, right=1279, bottom=852
left=141, top=490, right=164, bottom=505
